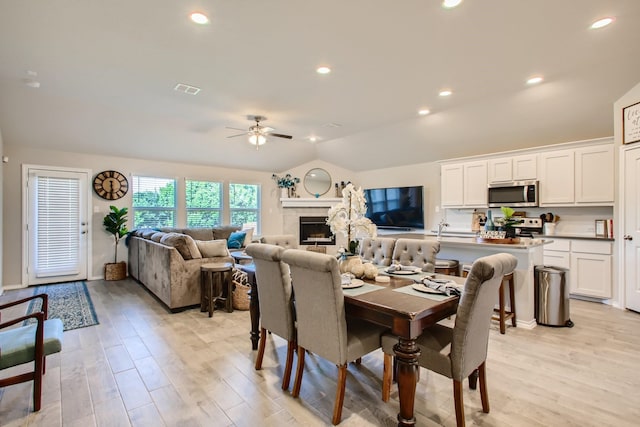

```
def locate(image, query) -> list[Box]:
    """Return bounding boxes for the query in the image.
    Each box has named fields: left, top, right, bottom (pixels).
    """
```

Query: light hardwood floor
left=1, top=278, right=640, bottom=426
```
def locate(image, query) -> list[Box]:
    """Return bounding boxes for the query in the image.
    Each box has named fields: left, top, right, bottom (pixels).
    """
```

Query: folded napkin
left=386, top=264, right=421, bottom=273
left=341, top=273, right=355, bottom=285
left=416, top=278, right=463, bottom=297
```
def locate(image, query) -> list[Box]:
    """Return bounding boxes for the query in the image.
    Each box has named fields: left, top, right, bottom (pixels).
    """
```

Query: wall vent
left=173, top=83, right=201, bottom=95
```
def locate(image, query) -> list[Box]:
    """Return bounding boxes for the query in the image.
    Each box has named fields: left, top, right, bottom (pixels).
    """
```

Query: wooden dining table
left=247, top=267, right=463, bottom=427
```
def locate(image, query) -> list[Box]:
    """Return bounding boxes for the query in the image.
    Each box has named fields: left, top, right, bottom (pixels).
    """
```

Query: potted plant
left=103, top=205, right=129, bottom=280
left=495, top=206, right=523, bottom=238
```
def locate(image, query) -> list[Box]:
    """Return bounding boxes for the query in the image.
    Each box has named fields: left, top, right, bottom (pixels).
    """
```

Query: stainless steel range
left=513, top=217, right=543, bottom=237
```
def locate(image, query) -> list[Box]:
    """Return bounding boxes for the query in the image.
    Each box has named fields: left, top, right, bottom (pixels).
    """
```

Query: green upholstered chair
left=281, top=249, right=387, bottom=425
left=381, top=253, right=517, bottom=427
left=0, top=294, right=64, bottom=412
left=245, top=243, right=296, bottom=391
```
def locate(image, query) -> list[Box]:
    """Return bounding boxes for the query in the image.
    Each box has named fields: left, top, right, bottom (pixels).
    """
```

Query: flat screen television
left=363, top=186, right=424, bottom=230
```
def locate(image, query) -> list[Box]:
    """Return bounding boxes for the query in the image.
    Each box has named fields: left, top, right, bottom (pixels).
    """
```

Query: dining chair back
left=381, top=253, right=517, bottom=427
left=281, top=249, right=387, bottom=425
left=391, top=238, right=440, bottom=272
left=260, top=234, right=298, bottom=249
left=244, top=243, right=296, bottom=390
left=358, top=237, right=396, bottom=266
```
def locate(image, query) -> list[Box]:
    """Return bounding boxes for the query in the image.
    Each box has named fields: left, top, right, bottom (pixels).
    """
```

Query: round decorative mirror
left=304, top=168, right=332, bottom=197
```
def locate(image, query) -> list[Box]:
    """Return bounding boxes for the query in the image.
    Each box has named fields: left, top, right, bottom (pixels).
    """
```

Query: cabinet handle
left=623, top=234, right=633, bottom=241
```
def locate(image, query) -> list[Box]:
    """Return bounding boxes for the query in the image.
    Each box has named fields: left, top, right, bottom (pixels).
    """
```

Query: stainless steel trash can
left=534, top=266, right=574, bottom=327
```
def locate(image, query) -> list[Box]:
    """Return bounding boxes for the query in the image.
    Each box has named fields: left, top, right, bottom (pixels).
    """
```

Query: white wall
left=1, top=145, right=297, bottom=287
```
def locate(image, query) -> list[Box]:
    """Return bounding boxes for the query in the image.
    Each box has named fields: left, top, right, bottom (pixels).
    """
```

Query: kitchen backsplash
left=439, top=206, right=614, bottom=237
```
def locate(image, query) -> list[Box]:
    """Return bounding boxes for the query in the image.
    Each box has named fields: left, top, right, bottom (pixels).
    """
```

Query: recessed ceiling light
left=316, top=66, right=331, bottom=74
left=526, top=76, right=544, bottom=85
left=591, top=17, right=615, bottom=29
left=439, top=90, right=452, bottom=97
left=442, top=0, right=463, bottom=9
left=190, top=12, right=209, bottom=25
left=418, top=109, right=430, bottom=116
left=308, top=136, right=319, bottom=142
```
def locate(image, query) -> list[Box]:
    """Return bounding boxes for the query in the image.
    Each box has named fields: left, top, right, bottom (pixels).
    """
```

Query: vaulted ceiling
left=1, top=1, right=639, bottom=172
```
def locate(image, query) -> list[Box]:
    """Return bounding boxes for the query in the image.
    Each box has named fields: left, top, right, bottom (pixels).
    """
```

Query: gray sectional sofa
left=128, top=226, right=244, bottom=311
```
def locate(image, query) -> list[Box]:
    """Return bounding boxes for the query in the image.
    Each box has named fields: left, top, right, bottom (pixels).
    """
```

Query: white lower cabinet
left=543, top=239, right=612, bottom=299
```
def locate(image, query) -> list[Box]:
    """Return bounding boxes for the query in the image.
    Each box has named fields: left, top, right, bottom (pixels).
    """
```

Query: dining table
left=247, top=265, right=464, bottom=427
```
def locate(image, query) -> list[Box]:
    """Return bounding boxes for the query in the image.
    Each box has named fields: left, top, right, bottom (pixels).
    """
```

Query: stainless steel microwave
left=487, top=180, right=538, bottom=207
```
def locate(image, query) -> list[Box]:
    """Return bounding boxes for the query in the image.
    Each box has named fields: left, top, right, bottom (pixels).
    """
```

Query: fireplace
left=299, top=216, right=335, bottom=246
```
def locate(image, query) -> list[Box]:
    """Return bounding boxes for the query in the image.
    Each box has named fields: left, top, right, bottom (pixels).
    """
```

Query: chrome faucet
left=437, top=219, right=449, bottom=240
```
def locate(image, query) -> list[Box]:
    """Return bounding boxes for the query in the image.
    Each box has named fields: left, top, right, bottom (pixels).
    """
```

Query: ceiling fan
left=226, top=115, right=293, bottom=150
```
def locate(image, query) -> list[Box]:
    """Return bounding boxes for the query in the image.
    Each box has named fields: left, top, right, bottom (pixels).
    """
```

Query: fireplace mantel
left=280, top=197, right=341, bottom=208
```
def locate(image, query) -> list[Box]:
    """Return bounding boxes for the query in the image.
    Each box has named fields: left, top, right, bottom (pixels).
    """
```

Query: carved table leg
left=394, top=337, right=421, bottom=427
left=249, top=278, right=260, bottom=350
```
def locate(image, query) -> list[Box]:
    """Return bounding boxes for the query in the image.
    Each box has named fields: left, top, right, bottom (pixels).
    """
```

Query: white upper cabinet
left=488, top=154, right=537, bottom=183
left=539, top=149, right=575, bottom=205
left=539, top=143, right=614, bottom=206
left=441, top=161, right=487, bottom=208
left=575, top=144, right=614, bottom=204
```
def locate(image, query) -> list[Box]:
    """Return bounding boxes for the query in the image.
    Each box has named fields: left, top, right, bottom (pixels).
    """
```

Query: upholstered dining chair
left=0, top=294, right=64, bottom=411
left=280, top=249, right=388, bottom=425
left=358, top=237, right=397, bottom=266
left=260, top=234, right=298, bottom=249
left=245, top=243, right=296, bottom=391
left=391, top=238, right=440, bottom=272
left=381, top=253, right=517, bottom=427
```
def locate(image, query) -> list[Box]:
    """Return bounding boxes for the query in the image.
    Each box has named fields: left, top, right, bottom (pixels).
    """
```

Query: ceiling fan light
left=249, top=134, right=266, bottom=145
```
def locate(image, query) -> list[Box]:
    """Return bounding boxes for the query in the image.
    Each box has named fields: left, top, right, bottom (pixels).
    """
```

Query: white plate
left=412, top=283, right=446, bottom=294
left=342, top=279, right=364, bottom=289
left=385, top=268, right=420, bottom=275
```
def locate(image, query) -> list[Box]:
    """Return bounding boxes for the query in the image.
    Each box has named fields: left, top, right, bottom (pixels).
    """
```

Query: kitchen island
left=426, top=236, right=550, bottom=328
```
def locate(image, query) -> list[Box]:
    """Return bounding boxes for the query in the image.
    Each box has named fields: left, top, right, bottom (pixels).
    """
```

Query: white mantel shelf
left=280, top=197, right=341, bottom=208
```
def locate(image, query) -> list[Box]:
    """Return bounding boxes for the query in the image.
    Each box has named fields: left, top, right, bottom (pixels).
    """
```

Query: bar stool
left=463, top=265, right=516, bottom=334
left=200, top=262, right=233, bottom=317
left=435, top=259, right=459, bottom=276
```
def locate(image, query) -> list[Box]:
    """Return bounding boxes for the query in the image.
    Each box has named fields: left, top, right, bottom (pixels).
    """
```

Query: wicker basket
left=232, top=269, right=251, bottom=310
left=105, top=262, right=127, bottom=281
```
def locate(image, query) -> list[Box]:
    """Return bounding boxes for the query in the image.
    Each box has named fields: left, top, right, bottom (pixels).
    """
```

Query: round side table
left=200, top=262, right=233, bottom=317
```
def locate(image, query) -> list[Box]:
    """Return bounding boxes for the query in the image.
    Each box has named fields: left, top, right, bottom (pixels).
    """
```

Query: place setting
left=340, top=273, right=385, bottom=296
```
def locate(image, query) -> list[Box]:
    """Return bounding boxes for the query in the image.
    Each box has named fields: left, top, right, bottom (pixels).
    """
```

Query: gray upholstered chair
left=358, top=237, right=396, bottom=266
left=391, top=238, right=440, bottom=272
left=245, top=243, right=296, bottom=391
left=381, top=253, right=518, bottom=427
left=260, top=234, right=298, bottom=249
left=281, top=249, right=388, bottom=425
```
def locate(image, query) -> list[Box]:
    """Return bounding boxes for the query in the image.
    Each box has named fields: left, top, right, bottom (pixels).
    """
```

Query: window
left=132, top=176, right=176, bottom=228
left=186, top=180, right=222, bottom=227
left=229, top=183, right=260, bottom=233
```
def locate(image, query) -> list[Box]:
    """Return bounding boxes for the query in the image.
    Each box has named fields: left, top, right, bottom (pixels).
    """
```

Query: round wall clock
left=93, top=170, right=129, bottom=200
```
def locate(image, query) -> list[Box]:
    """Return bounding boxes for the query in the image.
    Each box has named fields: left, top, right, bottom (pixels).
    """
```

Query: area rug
left=26, top=281, right=99, bottom=331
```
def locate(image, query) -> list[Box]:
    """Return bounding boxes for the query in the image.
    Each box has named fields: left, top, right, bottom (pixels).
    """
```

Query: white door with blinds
left=25, top=166, right=90, bottom=285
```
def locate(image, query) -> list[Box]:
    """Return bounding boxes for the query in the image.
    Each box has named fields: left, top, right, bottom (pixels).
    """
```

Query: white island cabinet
left=432, top=237, right=548, bottom=328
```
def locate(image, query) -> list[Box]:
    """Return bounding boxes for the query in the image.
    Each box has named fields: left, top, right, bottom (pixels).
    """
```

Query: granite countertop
left=424, top=236, right=550, bottom=250
left=428, top=230, right=614, bottom=242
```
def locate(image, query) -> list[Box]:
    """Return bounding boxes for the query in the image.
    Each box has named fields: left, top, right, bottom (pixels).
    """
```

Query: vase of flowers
left=272, top=173, right=300, bottom=198
left=327, top=183, right=377, bottom=270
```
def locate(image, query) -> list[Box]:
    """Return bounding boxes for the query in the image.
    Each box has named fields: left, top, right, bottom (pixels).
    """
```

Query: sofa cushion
left=150, top=232, right=165, bottom=242
left=213, top=225, right=242, bottom=241
left=160, top=233, right=202, bottom=260
left=227, top=231, right=247, bottom=249
left=242, top=227, right=254, bottom=245
left=182, top=228, right=214, bottom=241
left=140, top=229, right=157, bottom=239
left=196, top=239, right=230, bottom=258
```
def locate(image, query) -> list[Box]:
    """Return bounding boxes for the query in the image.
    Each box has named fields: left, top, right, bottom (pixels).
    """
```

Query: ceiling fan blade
left=268, top=133, right=293, bottom=139
left=226, top=126, right=247, bottom=132
left=226, top=133, right=247, bottom=138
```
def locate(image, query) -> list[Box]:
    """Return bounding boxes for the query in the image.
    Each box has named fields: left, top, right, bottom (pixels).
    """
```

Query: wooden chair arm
left=0, top=311, right=45, bottom=330
left=0, top=294, right=48, bottom=323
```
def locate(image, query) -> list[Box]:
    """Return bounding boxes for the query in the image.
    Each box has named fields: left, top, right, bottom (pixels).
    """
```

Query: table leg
left=394, top=337, right=421, bottom=427
left=249, top=279, right=260, bottom=350
left=200, top=271, right=207, bottom=312
left=225, top=270, right=234, bottom=313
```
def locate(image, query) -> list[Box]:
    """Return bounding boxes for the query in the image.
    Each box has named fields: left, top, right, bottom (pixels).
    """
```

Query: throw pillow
left=160, top=233, right=202, bottom=260
left=242, top=227, right=254, bottom=245
left=196, top=239, right=230, bottom=258
left=227, top=231, right=247, bottom=249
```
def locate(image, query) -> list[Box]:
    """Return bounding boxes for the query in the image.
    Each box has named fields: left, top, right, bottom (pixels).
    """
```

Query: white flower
left=326, top=183, right=377, bottom=246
